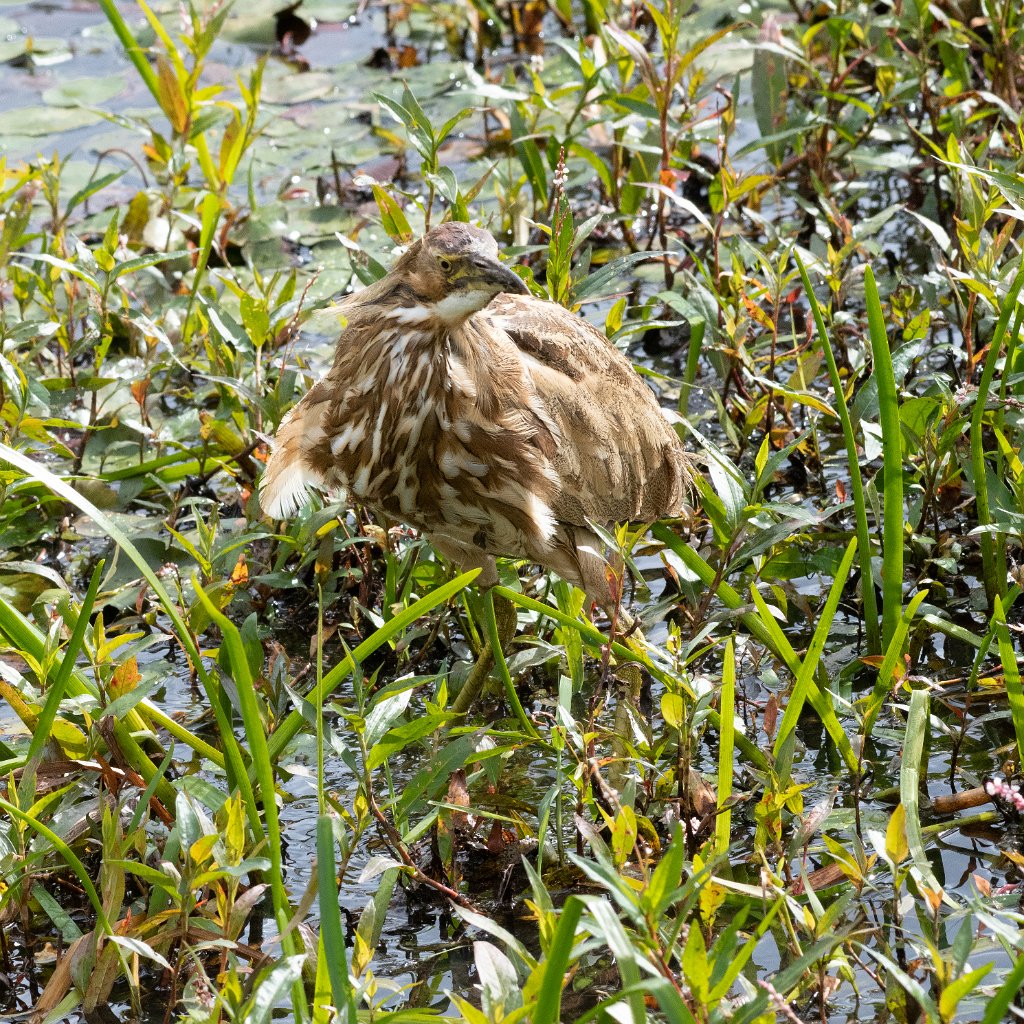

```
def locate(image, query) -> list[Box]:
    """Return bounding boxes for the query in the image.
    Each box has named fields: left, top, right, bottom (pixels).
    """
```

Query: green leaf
left=508, top=104, right=547, bottom=204
left=573, top=250, right=663, bottom=304
left=111, top=249, right=191, bottom=280
left=371, top=184, right=414, bottom=243
left=982, top=952, right=1024, bottom=1024
left=901, top=689, right=943, bottom=894
left=644, top=825, right=686, bottom=919
left=993, top=594, right=1024, bottom=765
left=531, top=898, right=582, bottom=1024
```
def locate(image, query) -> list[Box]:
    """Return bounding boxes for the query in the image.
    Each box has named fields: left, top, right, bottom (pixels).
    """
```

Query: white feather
left=526, top=492, right=557, bottom=544
left=260, top=460, right=318, bottom=520
left=433, top=289, right=492, bottom=323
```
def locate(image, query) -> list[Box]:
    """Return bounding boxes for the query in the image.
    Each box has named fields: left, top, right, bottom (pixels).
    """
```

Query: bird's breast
left=314, top=325, right=559, bottom=554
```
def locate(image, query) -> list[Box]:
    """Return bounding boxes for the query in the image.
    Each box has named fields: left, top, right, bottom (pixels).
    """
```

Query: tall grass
left=863, top=266, right=905, bottom=653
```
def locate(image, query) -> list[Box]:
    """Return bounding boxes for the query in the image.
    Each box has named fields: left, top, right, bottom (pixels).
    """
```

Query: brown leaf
left=485, top=819, right=510, bottom=854
left=920, top=885, right=944, bottom=913
left=447, top=768, right=470, bottom=809
left=789, top=861, right=847, bottom=894
left=763, top=692, right=778, bottom=740
left=130, top=376, right=150, bottom=407
left=445, top=769, right=471, bottom=833
left=686, top=768, right=717, bottom=819
left=33, top=933, right=90, bottom=1018
left=155, top=56, right=188, bottom=134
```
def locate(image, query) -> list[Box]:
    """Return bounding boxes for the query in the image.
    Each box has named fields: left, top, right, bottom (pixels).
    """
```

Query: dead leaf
left=763, top=693, right=778, bottom=740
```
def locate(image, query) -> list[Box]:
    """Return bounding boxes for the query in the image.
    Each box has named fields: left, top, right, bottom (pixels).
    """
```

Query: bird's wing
left=259, top=379, right=335, bottom=519
left=258, top=294, right=378, bottom=520
left=482, top=293, right=692, bottom=527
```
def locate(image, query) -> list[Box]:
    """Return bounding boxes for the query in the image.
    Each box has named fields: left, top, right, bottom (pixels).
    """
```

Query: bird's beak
left=478, top=258, right=529, bottom=295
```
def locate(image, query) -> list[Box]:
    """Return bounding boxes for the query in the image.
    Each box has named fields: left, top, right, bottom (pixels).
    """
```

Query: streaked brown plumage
left=260, top=222, right=691, bottom=612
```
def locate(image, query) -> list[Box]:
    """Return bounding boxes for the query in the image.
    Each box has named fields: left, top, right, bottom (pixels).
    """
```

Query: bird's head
left=400, top=222, right=528, bottom=325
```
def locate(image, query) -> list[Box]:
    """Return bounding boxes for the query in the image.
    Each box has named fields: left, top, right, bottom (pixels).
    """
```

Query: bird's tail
left=260, top=398, right=327, bottom=519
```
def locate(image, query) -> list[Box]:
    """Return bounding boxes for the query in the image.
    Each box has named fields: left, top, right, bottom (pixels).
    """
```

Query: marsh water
left=1, top=0, right=1022, bottom=1020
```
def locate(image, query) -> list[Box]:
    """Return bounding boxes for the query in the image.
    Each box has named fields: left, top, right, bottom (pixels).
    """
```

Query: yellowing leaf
left=190, top=832, right=218, bottom=865
left=199, top=411, right=245, bottom=455
left=109, top=656, right=141, bottom=700
left=228, top=554, right=248, bottom=587
left=51, top=718, right=89, bottom=759
left=612, top=805, right=637, bottom=865
left=156, top=56, right=188, bottom=134
left=371, top=184, right=413, bottom=244
left=661, top=692, right=684, bottom=730
left=885, top=802, right=909, bottom=865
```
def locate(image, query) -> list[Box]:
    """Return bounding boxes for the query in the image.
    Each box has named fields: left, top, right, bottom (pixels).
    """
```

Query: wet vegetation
left=2, top=0, right=1024, bottom=1020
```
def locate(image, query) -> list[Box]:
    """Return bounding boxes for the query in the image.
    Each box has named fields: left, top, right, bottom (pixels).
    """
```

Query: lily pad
left=7, top=37, right=73, bottom=67
left=42, top=75, right=127, bottom=108
left=0, top=134, right=35, bottom=157
left=0, top=104, right=103, bottom=137
left=0, top=39, right=26, bottom=64
left=261, top=70, right=336, bottom=105
left=0, top=570, right=57, bottom=614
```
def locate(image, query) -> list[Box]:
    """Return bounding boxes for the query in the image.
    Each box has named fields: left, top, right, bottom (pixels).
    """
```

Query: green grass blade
left=856, top=944, right=939, bottom=1022
left=971, top=263, right=1024, bottom=607
left=532, top=896, right=583, bottom=1024
left=982, top=949, right=1024, bottom=1024
left=192, top=582, right=308, bottom=1020
left=861, top=588, right=929, bottom=747
left=677, top=318, right=705, bottom=421
left=316, top=814, right=357, bottom=1024
left=796, top=255, right=880, bottom=654
left=0, top=594, right=179, bottom=808
left=748, top=585, right=858, bottom=774
left=265, top=570, right=480, bottom=763
left=650, top=523, right=782, bottom=653
left=95, top=0, right=161, bottom=104
left=575, top=979, right=697, bottom=1024
left=901, top=688, right=942, bottom=895
left=993, top=595, right=1024, bottom=765
left=773, top=538, right=857, bottom=764
left=182, top=193, right=223, bottom=348
left=863, top=265, right=904, bottom=651
left=24, top=563, right=102, bottom=766
left=715, top=637, right=735, bottom=858
left=482, top=588, right=539, bottom=738
left=492, top=583, right=771, bottom=772
left=0, top=588, right=225, bottom=772
left=0, top=443, right=252, bottom=814
left=0, top=796, right=112, bottom=932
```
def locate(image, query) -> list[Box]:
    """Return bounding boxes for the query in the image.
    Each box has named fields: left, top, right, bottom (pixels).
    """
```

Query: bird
left=260, top=221, right=692, bottom=616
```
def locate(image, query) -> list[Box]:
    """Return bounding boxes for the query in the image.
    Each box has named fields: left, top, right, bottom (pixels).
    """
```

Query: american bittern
left=260, top=222, right=691, bottom=615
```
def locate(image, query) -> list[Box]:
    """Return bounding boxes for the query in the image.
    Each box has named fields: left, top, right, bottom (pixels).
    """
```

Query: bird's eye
left=438, top=257, right=452, bottom=272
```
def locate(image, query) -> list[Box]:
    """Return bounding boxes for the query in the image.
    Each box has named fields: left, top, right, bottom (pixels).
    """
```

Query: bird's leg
left=546, top=527, right=639, bottom=636
left=430, top=540, right=527, bottom=721
left=450, top=589, right=525, bottom=724
left=429, top=537, right=499, bottom=590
